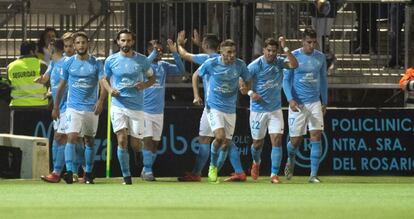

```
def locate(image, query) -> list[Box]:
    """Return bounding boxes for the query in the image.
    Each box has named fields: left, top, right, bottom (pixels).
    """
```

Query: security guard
left=7, top=41, right=48, bottom=107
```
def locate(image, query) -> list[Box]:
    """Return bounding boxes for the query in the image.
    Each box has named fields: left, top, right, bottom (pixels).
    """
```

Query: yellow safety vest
left=8, top=57, right=48, bottom=107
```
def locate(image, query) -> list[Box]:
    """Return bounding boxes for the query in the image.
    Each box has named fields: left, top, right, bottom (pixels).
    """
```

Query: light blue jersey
left=144, top=52, right=184, bottom=114
left=283, top=48, right=327, bottom=105
left=198, top=56, right=252, bottom=113
left=193, top=53, right=220, bottom=102
left=248, top=56, right=286, bottom=112
left=192, top=53, right=219, bottom=65
left=104, top=51, right=151, bottom=110
left=62, top=54, right=104, bottom=112
left=46, top=57, right=67, bottom=113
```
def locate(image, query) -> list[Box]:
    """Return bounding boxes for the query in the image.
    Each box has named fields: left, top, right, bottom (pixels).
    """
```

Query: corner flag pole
left=106, top=94, right=112, bottom=178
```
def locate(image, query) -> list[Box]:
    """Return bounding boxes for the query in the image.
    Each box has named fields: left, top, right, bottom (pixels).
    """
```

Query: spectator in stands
left=37, top=27, right=58, bottom=64
left=310, top=0, right=340, bottom=73
left=399, top=66, right=414, bottom=107
left=353, top=3, right=378, bottom=54
left=7, top=41, right=48, bottom=108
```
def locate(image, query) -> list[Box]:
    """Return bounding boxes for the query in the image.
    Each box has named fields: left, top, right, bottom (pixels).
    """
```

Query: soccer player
left=102, top=29, right=155, bottom=184
left=53, top=32, right=106, bottom=184
left=140, top=39, right=184, bottom=181
left=246, top=37, right=298, bottom=184
left=61, top=32, right=85, bottom=182
left=36, top=39, right=68, bottom=183
left=282, top=28, right=328, bottom=183
left=193, top=39, right=252, bottom=183
left=177, top=30, right=247, bottom=182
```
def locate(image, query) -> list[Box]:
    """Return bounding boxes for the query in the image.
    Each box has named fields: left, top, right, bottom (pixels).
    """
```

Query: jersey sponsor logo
left=259, top=79, right=280, bottom=90
left=213, top=83, right=232, bottom=94
left=118, top=77, right=135, bottom=89
left=299, top=72, right=318, bottom=83
left=73, top=78, right=93, bottom=88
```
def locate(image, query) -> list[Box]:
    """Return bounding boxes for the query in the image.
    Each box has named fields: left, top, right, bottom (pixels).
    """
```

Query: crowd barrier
left=2, top=107, right=412, bottom=178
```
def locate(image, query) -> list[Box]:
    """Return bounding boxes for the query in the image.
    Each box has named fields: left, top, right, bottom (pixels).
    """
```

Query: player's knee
left=199, top=136, right=212, bottom=144
left=290, top=137, right=302, bottom=147
left=270, top=134, right=282, bottom=146
left=84, top=136, right=95, bottom=146
left=309, top=131, right=322, bottom=141
left=67, top=133, right=78, bottom=144
left=252, top=139, right=264, bottom=149
left=54, top=133, right=66, bottom=145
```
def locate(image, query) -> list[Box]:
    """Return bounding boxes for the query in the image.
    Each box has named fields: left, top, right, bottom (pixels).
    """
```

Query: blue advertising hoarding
left=11, top=107, right=414, bottom=177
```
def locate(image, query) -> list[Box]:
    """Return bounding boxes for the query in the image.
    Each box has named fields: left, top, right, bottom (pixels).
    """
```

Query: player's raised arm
left=176, top=30, right=195, bottom=63
left=279, top=36, right=298, bottom=69
left=165, top=39, right=185, bottom=75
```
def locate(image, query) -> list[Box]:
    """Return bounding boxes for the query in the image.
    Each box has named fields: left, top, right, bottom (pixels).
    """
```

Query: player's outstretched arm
left=177, top=30, right=195, bottom=63
left=166, top=39, right=186, bottom=75
left=191, top=29, right=201, bottom=47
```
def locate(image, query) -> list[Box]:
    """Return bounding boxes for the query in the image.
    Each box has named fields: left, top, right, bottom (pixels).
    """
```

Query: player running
left=140, top=39, right=184, bottom=181
left=102, top=29, right=155, bottom=184
left=53, top=32, right=106, bottom=184
left=246, top=37, right=298, bottom=183
left=193, top=39, right=252, bottom=183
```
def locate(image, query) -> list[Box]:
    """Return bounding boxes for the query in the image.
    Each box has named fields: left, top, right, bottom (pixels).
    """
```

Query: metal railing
left=0, top=0, right=125, bottom=74
left=126, top=0, right=412, bottom=86
left=0, top=0, right=412, bottom=86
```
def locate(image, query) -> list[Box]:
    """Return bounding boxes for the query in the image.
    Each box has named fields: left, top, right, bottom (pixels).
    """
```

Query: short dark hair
left=20, top=41, right=37, bottom=56
left=263, top=38, right=279, bottom=48
left=303, top=28, right=317, bottom=39
left=203, top=34, right=219, bottom=50
left=146, top=40, right=161, bottom=50
left=73, top=31, right=89, bottom=41
left=220, top=39, right=236, bottom=48
left=116, top=28, right=136, bottom=41
left=38, top=27, right=58, bottom=53
left=50, top=39, right=64, bottom=52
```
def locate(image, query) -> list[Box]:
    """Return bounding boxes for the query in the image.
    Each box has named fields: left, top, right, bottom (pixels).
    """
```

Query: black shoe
left=84, top=172, right=94, bottom=184
left=63, top=171, right=73, bottom=184
left=123, top=176, right=132, bottom=185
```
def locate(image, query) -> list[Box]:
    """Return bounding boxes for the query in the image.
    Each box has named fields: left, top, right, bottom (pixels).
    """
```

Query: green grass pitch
left=0, top=176, right=413, bottom=219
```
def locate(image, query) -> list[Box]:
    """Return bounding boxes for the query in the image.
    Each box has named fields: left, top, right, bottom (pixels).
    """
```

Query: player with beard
left=53, top=32, right=106, bottom=184
left=101, top=29, right=155, bottom=184
left=244, top=37, right=298, bottom=184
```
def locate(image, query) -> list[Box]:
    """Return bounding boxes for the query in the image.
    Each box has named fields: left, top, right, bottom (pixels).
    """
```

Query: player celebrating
left=177, top=30, right=247, bottom=182
left=282, top=28, right=328, bottom=183
left=246, top=37, right=298, bottom=183
left=36, top=39, right=68, bottom=183
left=193, top=39, right=252, bottom=183
left=102, top=29, right=155, bottom=184
left=140, top=39, right=184, bottom=181
left=53, top=32, right=106, bottom=184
